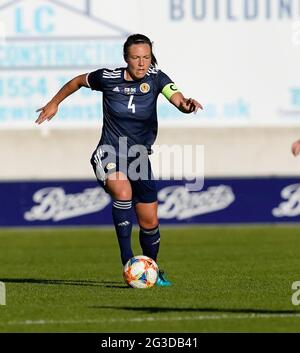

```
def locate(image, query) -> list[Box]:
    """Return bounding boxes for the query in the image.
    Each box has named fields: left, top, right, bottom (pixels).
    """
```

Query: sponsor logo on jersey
left=106, top=162, right=116, bottom=170
left=113, top=86, right=120, bottom=92
left=140, top=83, right=150, bottom=93
left=124, top=87, right=136, bottom=95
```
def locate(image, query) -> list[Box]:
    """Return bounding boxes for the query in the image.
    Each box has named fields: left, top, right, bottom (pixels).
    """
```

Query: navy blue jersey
left=87, top=66, right=174, bottom=155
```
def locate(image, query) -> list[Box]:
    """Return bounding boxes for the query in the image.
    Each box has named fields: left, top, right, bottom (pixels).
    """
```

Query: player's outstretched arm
left=35, top=74, right=88, bottom=125
left=170, top=92, right=203, bottom=114
left=291, top=140, right=300, bottom=156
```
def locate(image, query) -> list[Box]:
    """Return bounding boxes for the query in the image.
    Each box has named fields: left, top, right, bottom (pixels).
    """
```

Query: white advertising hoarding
left=0, top=0, right=300, bottom=128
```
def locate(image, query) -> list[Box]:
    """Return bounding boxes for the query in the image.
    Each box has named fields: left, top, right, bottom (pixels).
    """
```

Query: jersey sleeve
left=157, top=70, right=181, bottom=101
left=86, top=69, right=104, bottom=91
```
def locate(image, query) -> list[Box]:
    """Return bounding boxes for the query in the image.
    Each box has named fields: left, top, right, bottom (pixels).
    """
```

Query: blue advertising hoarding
left=1, top=177, right=300, bottom=227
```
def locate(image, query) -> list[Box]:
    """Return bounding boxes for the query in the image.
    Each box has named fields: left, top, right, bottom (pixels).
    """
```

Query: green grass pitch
left=0, top=226, right=300, bottom=332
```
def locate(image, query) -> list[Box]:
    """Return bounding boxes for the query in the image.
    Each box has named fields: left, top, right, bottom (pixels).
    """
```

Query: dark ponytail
left=123, top=34, right=158, bottom=67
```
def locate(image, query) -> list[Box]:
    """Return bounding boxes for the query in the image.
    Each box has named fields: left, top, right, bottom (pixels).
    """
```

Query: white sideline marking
left=1, top=313, right=300, bottom=326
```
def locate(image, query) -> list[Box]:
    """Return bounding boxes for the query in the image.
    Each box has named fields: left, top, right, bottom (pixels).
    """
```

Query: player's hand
left=35, top=101, right=58, bottom=125
left=291, top=140, right=300, bottom=156
left=182, top=98, right=203, bottom=114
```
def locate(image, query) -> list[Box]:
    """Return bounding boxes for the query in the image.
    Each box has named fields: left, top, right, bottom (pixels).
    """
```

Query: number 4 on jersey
left=128, top=95, right=136, bottom=113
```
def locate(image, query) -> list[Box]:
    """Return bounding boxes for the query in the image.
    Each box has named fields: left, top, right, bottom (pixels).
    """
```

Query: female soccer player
left=36, top=34, right=203, bottom=286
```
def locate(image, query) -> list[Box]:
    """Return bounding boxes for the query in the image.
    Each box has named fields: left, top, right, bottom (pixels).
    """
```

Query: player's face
left=126, top=43, right=152, bottom=80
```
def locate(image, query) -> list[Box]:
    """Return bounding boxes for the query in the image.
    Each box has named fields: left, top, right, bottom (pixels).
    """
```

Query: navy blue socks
left=112, top=200, right=133, bottom=265
left=139, top=226, right=160, bottom=262
left=112, top=200, right=161, bottom=265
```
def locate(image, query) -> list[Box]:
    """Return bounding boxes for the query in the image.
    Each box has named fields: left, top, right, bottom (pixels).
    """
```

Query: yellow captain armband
left=162, top=83, right=180, bottom=101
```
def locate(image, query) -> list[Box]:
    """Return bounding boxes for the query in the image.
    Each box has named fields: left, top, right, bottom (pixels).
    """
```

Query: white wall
left=1, top=127, right=300, bottom=179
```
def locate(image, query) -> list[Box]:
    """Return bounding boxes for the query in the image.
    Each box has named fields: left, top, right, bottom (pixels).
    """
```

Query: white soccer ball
left=123, top=255, right=159, bottom=288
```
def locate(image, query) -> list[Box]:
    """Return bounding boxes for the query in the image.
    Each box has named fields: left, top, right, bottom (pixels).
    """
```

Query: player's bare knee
left=115, top=190, right=132, bottom=200
left=106, top=178, right=132, bottom=200
left=139, top=219, right=159, bottom=230
left=108, top=185, right=132, bottom=200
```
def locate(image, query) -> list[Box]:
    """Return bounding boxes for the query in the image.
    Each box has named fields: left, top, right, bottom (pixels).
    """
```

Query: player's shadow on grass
left=0, top=278, right=128, bottom=289
left=91, top=306, right=299, bottom=315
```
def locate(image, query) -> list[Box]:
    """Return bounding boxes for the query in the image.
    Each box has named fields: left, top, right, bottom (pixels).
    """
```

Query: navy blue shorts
left=90, top=147, right=157, bottom=204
